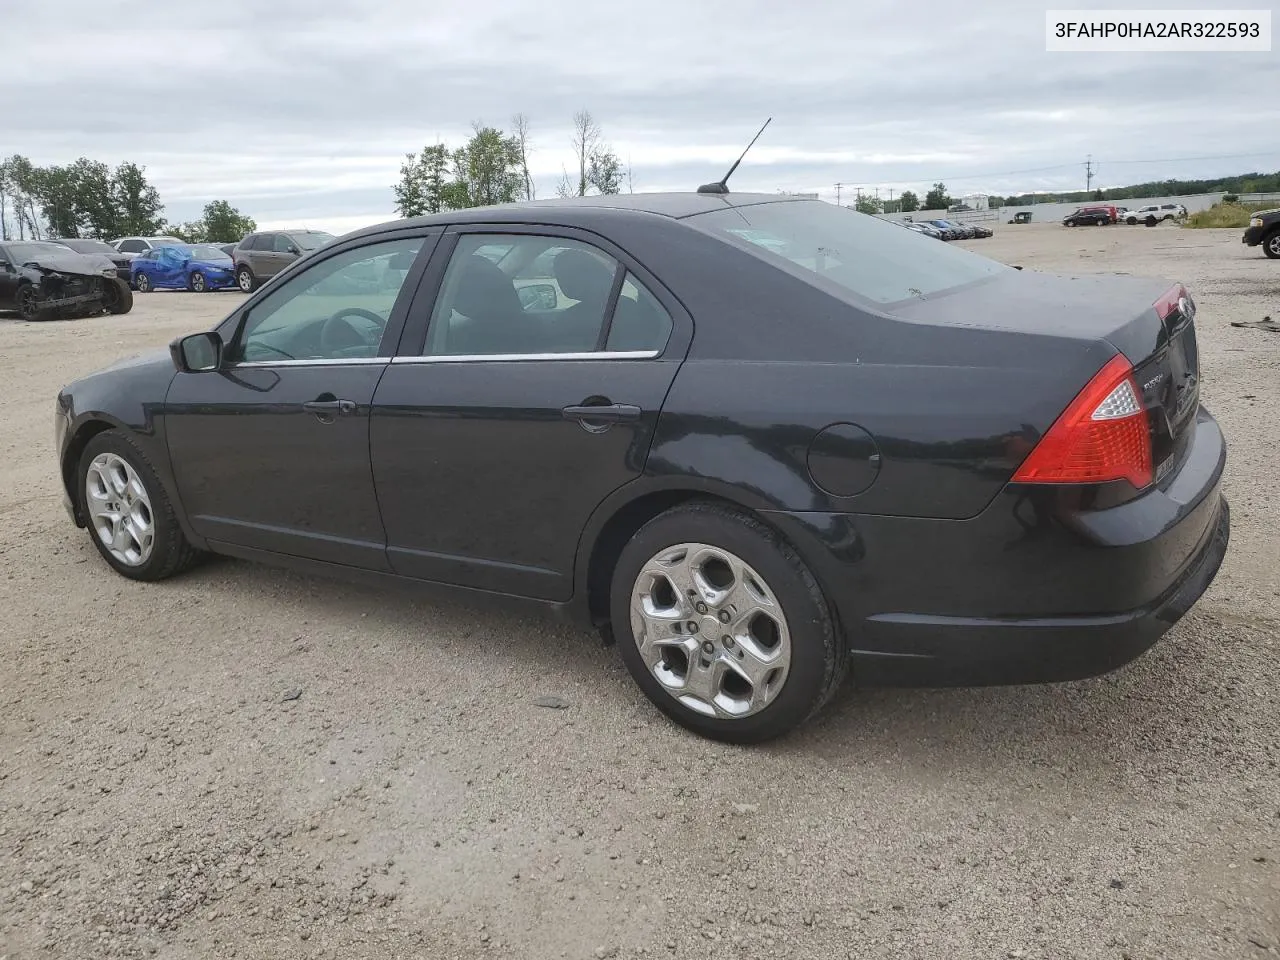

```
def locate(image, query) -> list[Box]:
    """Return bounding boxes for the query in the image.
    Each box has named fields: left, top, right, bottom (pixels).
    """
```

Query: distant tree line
left=999, top=170, right=1280, bottom=206
left=0, top=154, right=256, bottom=242
left=393, top=109, right=630, bottom=218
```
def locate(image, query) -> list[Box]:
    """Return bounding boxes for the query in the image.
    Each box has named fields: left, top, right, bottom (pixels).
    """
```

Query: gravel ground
left=1, top=223, right=1277, bottom=960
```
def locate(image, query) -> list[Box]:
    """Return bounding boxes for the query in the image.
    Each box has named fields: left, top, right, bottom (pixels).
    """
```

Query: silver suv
left=231, top=230, right=335, bottom=291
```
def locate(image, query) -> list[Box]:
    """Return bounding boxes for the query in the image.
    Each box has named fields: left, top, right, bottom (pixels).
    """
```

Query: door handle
left=303, top=399, right=357, bottom=417
left=561, top=403, right=642, bottom=424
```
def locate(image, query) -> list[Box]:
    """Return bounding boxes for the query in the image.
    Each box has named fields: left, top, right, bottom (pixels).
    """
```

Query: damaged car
left=0, top=240, right=134, bottom=321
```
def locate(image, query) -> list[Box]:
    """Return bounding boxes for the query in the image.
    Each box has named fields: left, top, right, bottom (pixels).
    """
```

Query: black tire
left=188, top=271, right=207, bottom=293
left=1145, top=215, right=1158, bottom=227
left=135, top=273, right=152, bottom=292
left=1065, top=220, right=1076, bottom=227
left=77, top=430, right=204, bottom=582
left=609, top=501, right=846, bottom=744
left=236, top=265, right=257, bottom=293
left=102, top=279, right=133, bottom=315
left=1264, top=228, right=1280, bottom=260
left=15, top=283, right=54, bottom=321
left=1126, top=216, right=1138, bottom=225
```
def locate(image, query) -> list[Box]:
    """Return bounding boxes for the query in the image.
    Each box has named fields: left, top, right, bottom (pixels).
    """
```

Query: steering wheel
left=319, top=307, right=387, bottom=355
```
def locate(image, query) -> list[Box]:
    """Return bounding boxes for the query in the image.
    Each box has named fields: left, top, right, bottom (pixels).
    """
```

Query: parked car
left=935, top=219, right=978, bottom=239
left=231, top=229, right=336, bottom=292
left=927, top=219, right=965, bottom=240
left=0, top=239, right=133, bottom=320
left=53, top=193, right=1229, bottom=744
left=111, top=235, right=186, bottom=259
left=1242, top=207, right=1280, bottom=258
left=218, top=243, right=237, bottom=258
left=904, top=222, right=944, bottom=240
left=1062, top=206, right=1112, bottom=227
left=132, top=244, right=237, bottom=292
left=49, top=238, right=132, bottom=285
left=1124, top=204, right=1186, bottom=225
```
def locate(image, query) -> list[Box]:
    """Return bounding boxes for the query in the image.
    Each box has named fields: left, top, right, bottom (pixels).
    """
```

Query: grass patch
left=1185, top=201, right=1277, bottom=229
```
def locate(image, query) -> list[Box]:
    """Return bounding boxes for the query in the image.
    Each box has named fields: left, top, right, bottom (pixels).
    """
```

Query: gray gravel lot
left=1, top=222, right=1277, bottom=959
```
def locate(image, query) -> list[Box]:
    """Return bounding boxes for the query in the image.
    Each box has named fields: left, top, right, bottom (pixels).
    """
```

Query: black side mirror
left=288, top=245, right=300, bottom=255
left=170, top=331, right=223, bottom=373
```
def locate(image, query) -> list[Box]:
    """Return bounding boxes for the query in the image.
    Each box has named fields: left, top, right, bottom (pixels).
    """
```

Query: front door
left=0, top=248, right=18, bottom=305
left=165, top=232, right=436, bottom=568
left=371, top=229, right=687, bottom=600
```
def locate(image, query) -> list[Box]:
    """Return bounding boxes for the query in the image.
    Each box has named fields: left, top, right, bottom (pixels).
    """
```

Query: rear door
left=369, top=226, right=691, bottom=600
left=249, top=233, right=275, bottom=276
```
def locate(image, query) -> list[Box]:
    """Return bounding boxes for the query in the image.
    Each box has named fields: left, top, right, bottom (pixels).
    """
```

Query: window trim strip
left=390, top=350, right=659, bottom=364
left=229, top=357, right=389, bottom=368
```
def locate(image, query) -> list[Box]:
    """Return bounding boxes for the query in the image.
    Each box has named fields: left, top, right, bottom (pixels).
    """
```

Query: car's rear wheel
left=188, top=271, right=207, bottom=292
left=1263, top=229, right=1280, bottom=259
left=610, top=501, right=846, bottom=744
left=1126, top=216, right=1138, bottom=225
left=135, top=273, right=151, bottom=292
left=236, top=266, right=257, bottom=292
left=102, top=279, right=133, bottom=315
left=78, top=431, right=203, bottom=581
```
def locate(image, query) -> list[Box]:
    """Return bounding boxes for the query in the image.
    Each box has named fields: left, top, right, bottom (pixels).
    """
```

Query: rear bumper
left=766, top=405, right=1229, bottom=687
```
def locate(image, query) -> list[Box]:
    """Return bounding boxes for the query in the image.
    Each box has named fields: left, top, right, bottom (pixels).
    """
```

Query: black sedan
left=54, top=193, right=1229, bottom=743
left=50, top=237, right=134, bottom=285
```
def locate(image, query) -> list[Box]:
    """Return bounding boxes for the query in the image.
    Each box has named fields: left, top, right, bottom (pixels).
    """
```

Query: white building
left=963, top=193, right=990, bottom=210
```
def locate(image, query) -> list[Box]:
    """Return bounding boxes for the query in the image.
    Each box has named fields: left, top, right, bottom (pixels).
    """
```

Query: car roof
left=346, top=192, right=803, bottom=241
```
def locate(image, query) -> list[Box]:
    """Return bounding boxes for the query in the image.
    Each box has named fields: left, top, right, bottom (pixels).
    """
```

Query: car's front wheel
left=102, top=279, right=133, bottom=315
left=78, top=431, right=203, bottom=581
left=1263, top=228, right=1280, bottom=260
left=610, top=502, right=846, bottom=744
left=236, top=266, right=257, bottom=292
left=188, top=271, right=207, bottom=292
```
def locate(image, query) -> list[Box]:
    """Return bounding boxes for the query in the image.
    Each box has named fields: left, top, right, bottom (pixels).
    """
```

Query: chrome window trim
left=228, top=357, right=389, bottom=369
left=390, top=350, right=660, bottom=364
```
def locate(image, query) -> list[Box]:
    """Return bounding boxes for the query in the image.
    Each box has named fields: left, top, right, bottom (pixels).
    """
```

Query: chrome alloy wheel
left=85, top=452, right=155, bottom=566
left=630, top=542, right=791, bottom=719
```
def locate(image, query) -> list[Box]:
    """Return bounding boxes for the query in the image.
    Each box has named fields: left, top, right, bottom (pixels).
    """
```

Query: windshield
left=689, top=201, right=1009, bottom=305
left=4, top=241, right=78, bottom=263
left=293, top=231, right=335, bottom=251
left=190, top=244, right=229, bottom=260
left=58, top=239, right=116, bottom=255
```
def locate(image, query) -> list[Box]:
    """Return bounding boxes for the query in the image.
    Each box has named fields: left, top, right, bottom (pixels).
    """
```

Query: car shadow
left=160, top=554, right=1260, bottom=779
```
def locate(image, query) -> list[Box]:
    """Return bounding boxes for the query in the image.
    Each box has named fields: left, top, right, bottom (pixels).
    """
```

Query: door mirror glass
left=517, top=283, right=557, bottom=311
left=170, top=331, right=222, bottom=372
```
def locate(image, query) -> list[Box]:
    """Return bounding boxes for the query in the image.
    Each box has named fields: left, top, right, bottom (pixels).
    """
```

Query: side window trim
left=402, top=224, right=679, bottom=362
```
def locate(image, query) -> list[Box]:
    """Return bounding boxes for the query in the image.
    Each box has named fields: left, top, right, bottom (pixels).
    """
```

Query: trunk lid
left=889, top=269, right=1201, bottom=485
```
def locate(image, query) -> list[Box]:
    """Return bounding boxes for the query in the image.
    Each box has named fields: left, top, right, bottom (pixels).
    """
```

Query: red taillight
left=1012, top=354, right=1152, bottom=488
left=1153, top=283, right=1188, bottom=322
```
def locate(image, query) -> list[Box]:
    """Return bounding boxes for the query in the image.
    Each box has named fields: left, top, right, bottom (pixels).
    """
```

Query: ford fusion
left=53, top=193, right=1229, bottom=743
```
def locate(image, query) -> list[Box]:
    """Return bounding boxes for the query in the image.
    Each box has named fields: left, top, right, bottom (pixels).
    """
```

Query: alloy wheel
left=85, top=452, right=155, bottom=566
left=1268, top=233, right=1280, bottom=257
left=237, top=269, right=253, bottom=292
left=136, top=274, right=150, bottom=292
left=629, top=542, right=791, bottom=719
left=16, top=286, right=39, bottom=320
left=191, top=272, right=206, bottom=292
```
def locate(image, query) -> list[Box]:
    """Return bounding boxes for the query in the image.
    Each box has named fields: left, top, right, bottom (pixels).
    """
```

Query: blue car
left=131, top=244, right=237, bottom=293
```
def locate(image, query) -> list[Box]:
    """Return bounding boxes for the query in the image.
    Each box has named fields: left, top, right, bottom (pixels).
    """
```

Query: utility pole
left=1085, top=154, right=1094, bottom=193
left=855, top=186, right=863, bottom=208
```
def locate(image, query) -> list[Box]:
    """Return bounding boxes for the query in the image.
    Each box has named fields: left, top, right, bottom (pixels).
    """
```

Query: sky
left=10, top=0, right=1279, bottom=235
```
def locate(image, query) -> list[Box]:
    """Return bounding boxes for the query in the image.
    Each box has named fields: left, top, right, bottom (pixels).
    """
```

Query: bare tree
left=555, top=166, right=576, bottom=199
left=626, top=155, right=634, bottom=194
left=511, top=112, right=534, bottom=201
left=570, top=109, right=601, bottom=197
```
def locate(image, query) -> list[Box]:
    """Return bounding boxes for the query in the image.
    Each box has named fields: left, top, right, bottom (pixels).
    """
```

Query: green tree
left=112, top=163, right=166, bottom=236
left=32, top=165, right=80, bottom=238
left=200, top=200, right=256, bottom=241
left=450, top=125, right=523, bottom=207
left=587, top=147, right=624, bottom=195
left=923, top=182, right=950, bottom=211
left=898, top=190, right=919, bottom=213
left=854, top=194, right=883, bottom=215
left=170, top=221, right=208, bottom=243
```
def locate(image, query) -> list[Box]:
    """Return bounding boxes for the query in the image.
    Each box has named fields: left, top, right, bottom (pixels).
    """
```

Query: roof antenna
left=697, top=118, right=772, bottom=195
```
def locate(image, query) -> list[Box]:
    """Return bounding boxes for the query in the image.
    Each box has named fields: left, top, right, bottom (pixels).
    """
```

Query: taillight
left=1012, top=354, right=1152, bottom=488
left=1153, top=282, right=1189, bottom=322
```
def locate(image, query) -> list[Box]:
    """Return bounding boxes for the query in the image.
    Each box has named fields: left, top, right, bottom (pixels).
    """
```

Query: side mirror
left=170, top=331, right=223, bottom=373
left=288, top=245, right=300, bottom=255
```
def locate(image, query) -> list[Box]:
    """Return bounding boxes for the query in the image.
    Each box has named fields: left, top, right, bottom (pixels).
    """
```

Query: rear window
left=687, top=200, right=1010, bottom=304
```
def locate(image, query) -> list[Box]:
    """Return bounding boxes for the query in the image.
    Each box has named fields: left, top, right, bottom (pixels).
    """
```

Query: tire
left=236, top=265, right=257, bottom=293
left=135, top=273, right=152, bottom=292
left=1162, top=214, right=1174, bottom=221
left=1145, top=215, right=1158, bottom=227
left=1126, top=216, right=1138, bottom=225
left=1065, top=220, right=1076, bottom=227
left=15, top=283, right=54, bottom=321
left=188, top=271, right=207, bottom=293
left=609, top=501, right=846, bottom=744
left=102, top=279, right=133, bottom=315
left=78, top=430, right=204, bottom=582
left=1263, top=228, right=1280, bottom=260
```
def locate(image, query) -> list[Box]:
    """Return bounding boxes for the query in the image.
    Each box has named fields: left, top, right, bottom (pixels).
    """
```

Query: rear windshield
left=294, top=231, right=335, bottom=250
left=688, top=200, right=1010, bottom=304
left=190, top=244, right=228, bottom=260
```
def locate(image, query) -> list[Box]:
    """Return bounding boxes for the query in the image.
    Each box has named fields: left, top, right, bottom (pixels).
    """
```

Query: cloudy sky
left=13, top=0, right=1279, bottom=234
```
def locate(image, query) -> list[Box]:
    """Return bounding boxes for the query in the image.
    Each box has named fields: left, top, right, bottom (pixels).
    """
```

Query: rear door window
left=689, top=200, right=1009, bottom=305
